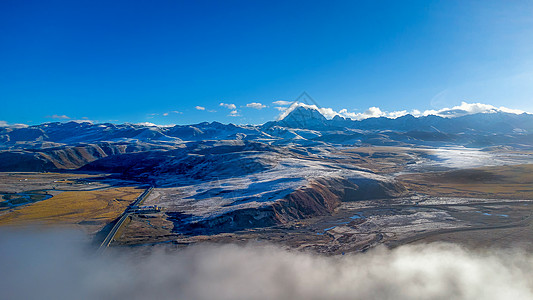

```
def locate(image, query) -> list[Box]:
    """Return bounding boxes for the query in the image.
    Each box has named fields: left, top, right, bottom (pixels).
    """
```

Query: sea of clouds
left=1, top=229, right=532, bottom=300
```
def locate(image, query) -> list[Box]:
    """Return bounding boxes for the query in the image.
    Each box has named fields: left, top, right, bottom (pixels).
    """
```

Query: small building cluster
left=129, top=205, right=161, bottom=214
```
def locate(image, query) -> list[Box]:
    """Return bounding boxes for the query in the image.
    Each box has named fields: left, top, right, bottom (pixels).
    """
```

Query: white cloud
left=278, top=102, right=341, bottom=120
left=420, top=101, right=526, bottom=118
left=275, top=107, right=287, bottom=111
left=134, top=122, right=175, bottom=127
left=134, top=122, right=159, bottom=127
left=195, top=106, right=206, bottom=111
left=220, top=103, right=237, bottom=109
left=388, top=110, right=409, bottom=118
left=151, top=111, right=182, bottom=118
left=338, top=107, right=411, bottom=120
left=273, top=100, right=292, bottom=106
left=246, top=102, right=266, bottom=109
left=278, top=101, right=528, bottom=121
left=3, top=231, right=533, bottom=300
left=69, top=120, right=93, bottom=124
left=229, top=110, right=240, bottom=117
left=47, top=114, right=70, bottom=120
left=0, top=121, right=26, bottom=128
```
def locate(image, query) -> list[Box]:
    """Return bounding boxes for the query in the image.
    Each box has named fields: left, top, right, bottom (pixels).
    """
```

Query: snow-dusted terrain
left=142, top=149, right=402, bottom=226
left=2, top=105, right=533, bottom=233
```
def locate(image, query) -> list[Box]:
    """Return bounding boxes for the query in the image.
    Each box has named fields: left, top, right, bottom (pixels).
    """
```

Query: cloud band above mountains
left=2, top=101, right=527, bottom=128
left=277, top=101, right=527, bottom=121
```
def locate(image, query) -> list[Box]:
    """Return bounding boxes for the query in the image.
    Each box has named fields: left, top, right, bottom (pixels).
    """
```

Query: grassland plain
left=0, top=172, right=105, bottom=193
left=392, top=164, right=533, bottom=249
left=398, top=164, right=533, bottom=199
left=0, top=187, right=143, bottom=233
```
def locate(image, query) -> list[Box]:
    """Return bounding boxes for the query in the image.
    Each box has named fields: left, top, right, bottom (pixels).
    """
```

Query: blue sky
left=1, top=0, right=533, bottom=125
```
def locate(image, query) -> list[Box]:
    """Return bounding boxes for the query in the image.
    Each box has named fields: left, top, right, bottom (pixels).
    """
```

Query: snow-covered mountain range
left=2, top=105, right=533, bottom=152
left=2, top=105, right=533, bottom=234
left=2, top=104, right=532, bottom=178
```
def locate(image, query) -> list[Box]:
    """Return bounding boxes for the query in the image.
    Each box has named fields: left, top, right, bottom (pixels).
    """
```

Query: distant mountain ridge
left=1, top=106, right=533, bottom=156
left=267, top=105, right=533, bottom=134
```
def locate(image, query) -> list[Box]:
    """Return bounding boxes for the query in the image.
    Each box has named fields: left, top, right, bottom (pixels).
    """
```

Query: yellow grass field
left=399, top=164, right=533, bottom=199
left=0, top=187, right=142, bottom=230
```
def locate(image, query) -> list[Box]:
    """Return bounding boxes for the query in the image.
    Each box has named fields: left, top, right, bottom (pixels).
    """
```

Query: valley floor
left=114, top=147, right=533, bottom=253
left=2, top=146, right=533, bottom=254
left=113, top=195, right=533, bottom=254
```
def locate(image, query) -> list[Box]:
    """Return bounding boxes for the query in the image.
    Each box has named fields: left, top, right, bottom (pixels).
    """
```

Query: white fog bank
left=1, top=230, right=533, bottom=300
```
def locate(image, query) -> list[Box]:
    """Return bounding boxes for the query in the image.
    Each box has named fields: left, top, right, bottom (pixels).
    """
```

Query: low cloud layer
left=421, top=102, right=525, bottom=118
left=278, top=102, right=341, bottom=120
left=0, top=121, right=28, bottom=128
left=134, top=122, right=175, bottom=127
left=1, top=230, right=533, bottom=300
left=277, top=101, right=528, bottom=121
